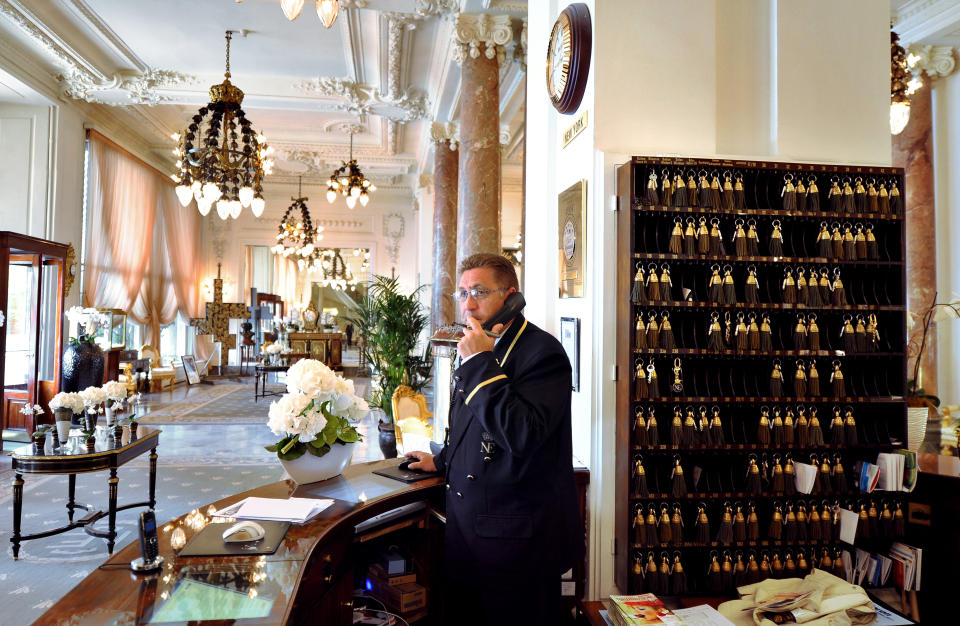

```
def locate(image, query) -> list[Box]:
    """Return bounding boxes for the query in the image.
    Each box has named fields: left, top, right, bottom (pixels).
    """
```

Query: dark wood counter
left=36, top=459, right=445, bottom=625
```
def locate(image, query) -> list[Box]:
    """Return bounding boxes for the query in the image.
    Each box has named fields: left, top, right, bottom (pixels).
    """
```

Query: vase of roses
left=264, top=359, right=367, bottom=484
left=79, top=385, right=107, bottom=430
left=50, top=392, right=84, bottom=447
left=102, top=380, right=127, bottom=428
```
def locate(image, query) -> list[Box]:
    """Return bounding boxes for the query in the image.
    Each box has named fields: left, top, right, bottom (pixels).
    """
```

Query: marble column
left=893, top=85, right=937, bottom=394
left=431, top=123, right=459, bottom=330
left=454, top=14, right=512, bottom=267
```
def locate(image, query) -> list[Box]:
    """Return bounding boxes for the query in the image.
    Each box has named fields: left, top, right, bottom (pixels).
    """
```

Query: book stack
left=608, top=594, right=683, bottom=626
left=366, top=563, right=427, bottom=618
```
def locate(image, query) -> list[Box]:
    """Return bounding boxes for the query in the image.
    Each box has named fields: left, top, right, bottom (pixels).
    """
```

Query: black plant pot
left=378, top=420, right=398, bottom=459
left=62, top=336, right=105, bottom=393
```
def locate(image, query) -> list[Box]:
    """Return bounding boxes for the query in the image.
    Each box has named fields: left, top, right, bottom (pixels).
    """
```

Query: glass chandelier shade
left=306, top=248, right=358, bottom=291
left=173, top=31, right=273, bottom=220
left=890, top=30, right=921, bottom=136
left=279, top=0, right=340, bottom=28
left=271, top=178, right=324, bottom=259
left=326, top=132, right=375, bottom=209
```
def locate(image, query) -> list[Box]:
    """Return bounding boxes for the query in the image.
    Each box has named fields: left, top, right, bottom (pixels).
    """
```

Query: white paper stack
left=793, top=462, right=818, bottom=494
left=876, top=453, right=905, bottom=491
left=214, top=497, right=334, bottom=523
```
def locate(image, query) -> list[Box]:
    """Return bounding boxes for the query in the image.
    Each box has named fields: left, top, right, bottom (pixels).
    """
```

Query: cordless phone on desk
left=130, top=510, right=164, bottom=572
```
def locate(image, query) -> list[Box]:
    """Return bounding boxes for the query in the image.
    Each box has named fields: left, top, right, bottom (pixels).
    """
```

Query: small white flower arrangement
left=79, top=385, right=108, bottom=410
left=66, top=306, right=110, bottom=340
left=102, top=380, right=128, bottom=402
left=19, top=403, right=43, bottom=417
left=50, top=392, right=85, bottom=415
left=265, top=359, right=367, bottom=461
left=264, top=343, right=283, bottom=355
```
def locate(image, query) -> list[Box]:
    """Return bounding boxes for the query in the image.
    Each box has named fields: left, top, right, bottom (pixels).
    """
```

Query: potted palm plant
left=348, top=275, right=432, bottom=458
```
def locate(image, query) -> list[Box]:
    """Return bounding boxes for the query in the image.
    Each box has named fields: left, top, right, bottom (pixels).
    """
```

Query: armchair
left=140, top=345, right=176, bottom=391
left=390, top=385, right=434, bottom=455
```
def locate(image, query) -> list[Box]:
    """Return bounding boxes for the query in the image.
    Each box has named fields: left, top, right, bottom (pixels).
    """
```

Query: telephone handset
left=130, top=510, right=164, bottom=572
left=482, top=292, right=526, bottom=333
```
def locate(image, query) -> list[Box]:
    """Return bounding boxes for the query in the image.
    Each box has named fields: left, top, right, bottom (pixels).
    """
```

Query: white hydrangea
left=50, top=392, right=85, bottom=414
left=264, top=343, right=283, bottom=355
left=79, top=385, right=108, bottom=408
left=102, top=380, right=128, bottom=401
left=285, top=359, right=338, bottom=398
left=267, top=393, right=327, bottom=442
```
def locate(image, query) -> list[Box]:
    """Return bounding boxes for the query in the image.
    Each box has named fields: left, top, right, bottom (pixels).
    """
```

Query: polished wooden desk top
left=37, top=459, right=444, bottom=625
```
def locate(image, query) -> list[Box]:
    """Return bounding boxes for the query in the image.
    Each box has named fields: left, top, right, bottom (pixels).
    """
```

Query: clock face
left=545, top=3, right=592, bottom=115
left=304, top=310, right=317, bottom=323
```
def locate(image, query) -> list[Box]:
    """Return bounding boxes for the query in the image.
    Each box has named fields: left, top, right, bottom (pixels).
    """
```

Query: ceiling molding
left=294, top=76, right=430, bottom=122
left=452, top=13, right=513, bottom=65
left=63, top=0, right=148, bottom=71
left=482, top=0, right=528, bottom=15
left=58, top=67, right=199, bottom=105
left=908, top=43, right=958, bottom=78
left=340, top=5, right=365, bottom=83
left=893, top=0, right=960, bottom=45
left=415, top=0, right=459, bottom=19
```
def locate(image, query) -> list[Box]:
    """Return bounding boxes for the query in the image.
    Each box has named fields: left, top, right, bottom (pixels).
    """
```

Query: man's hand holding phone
left=404, top=451, right=437, bottom=473
left=457, top=317, right=505, bottom=360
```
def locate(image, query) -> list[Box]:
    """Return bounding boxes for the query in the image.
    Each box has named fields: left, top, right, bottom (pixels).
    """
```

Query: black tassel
left=808, top=177, right=821, bottom=212
left=709, top=218, right=725, bottom=256
left=796, top=270, right=809, bottom=307
left=647, top=364, right=660, bottom=399
left=734, top=174, right=746, bottom=210
left=793, top=362, right=807, bottom=398
left=783, top=409, right=795, bottom=446
left=632, top=554, right=645, bottom=592
left=819, top=457, right=833, bottom=495
left=634, top=360, right=648, bottom=400
left=784, top=456, right=797, bottom=496
left=821, top=505, right=833, bottom=543
left=796, top=409, right=809, bottom=448
left=647, top=409, right=659, bottom=447
left=670, top=408, right=684, bottom=447
left=784, top=552, right=797, bottom=579
left=634, top=409, right=648, bottom=449
left=708, top=266, right=723, bottom=304
left=671, top=504, right=683, bottom=546
left=890, top=181, right=902, bottom=215
left=841, top=179, right=855, bottom=214
left=735, top=315, right=749, bottom=352
left=658, top=506, right=672, bottom=546
left=682, top=408, right=697, bottom=447
left=866, top=224, right=879, bottom=260
left=708, top=554, right=722, bottom=593
left=646, top=312, right=659, bottom=348
left=760, top=316, right=774, bottom=352
left=683, top=218, right=697, bottom=256
left=711, top=407, right=725, bottom=446
left=819, top=270, right=833, bottom=305
left=631, top=265, right=648, bottom=304
left=842, top=316, right=857, bottom=353
left=867, top=179, right=879, bottom=213
left=831, top=456, right=846, bottom=494
left=645, top=553, right=660, bottom=593
left=672, top=554, right=688, bottom=594
left=656, top=555, right=671, bottom=595
left=757, top=409, right=771, bottom=446
left=832, top=270, right=847, bottom=307
left=721, top=553, right=734, bottom=593
left=831, top=225, right=844, bottom=260
left=828, top=178, right=842, bottom=213
left=745, top=267, right=759, bottom=304
left=698, top=172, right=712, bottom=208
left=866, top=314, right=880, bottom=352
left=734, top=505, right=747, bottom=544
left=831, top=362, right=845, bottom=398
left=747, top=221, right=760, bottom=257
left=635, top=315, right=647, bottom=350
left=772, top=456, right=784, bottom=494
left=722, top=173, right=735, bottom=211
left=722, top=266, right=737, bottom=305
left=832, top=550, right=846, bottom=580
left=735, top=552, right=748, bottom=588
left=696, top=504, right=711, bottom=544
left=809, top=409, right=824, bottom=447
left=706, top=316, right=725, bottom=352
left=672, top=457, right=687, bottom=498
left=633, top=506, right=647, bottom=545
left=854, top=316, right=867, bottom=353
left=809, top=362, right=820, bottom=396
left=808, top=506, right=822, bottom=542
left=793, top=316, right=807, bottom=351
left=672, top=173, right=687, bottom=207
left=710, top=172, right=722, bottom=209
left=855, top=225, right=868, bottom=260
left=881, top=502, right=893, bottom=537
left=795, top=503, right=806, bottom=540
left=687, top=172, right=699, bottom=207
left=807, top=315, right=821, bottom=350
left=748, top=315, right=761, bottom=351
left=797, top=550, right=811, bottom=577
left=759, top=553, right=772, bottom=581
left=643, top=169, right=660, bottom=206
left=769, top=220, right=784, bottom=257
left=858, top=504, right=871, bottom=539
left=854, top=177, right=866, bottom=214
left=747, top=502, right=760, bottom=542
left=661, top=170, right=673, bottom=208
left=845, top=410, right=858, bottom=446
left=878, top=181, right=890, bottom=214
left=659, top=266, right=672, bottom=302
left=769, top=362, right=783, bottom=398
left=646, top=507, right=659, bottom=547
left=746, top=457, right=762, bottom=495
left=806, top=271, right=823, bottom=308
left=817, top=223, right=833, bottom=258
left=646, top=265, right=660, bottom=302
left=894, top=502, right=905, bottom=536
left=785, top=505, right=797, bottom=543
left=697, top=217, right=710, bottom=255
left=768, top=506, right=783, bottom=542
left=659, top=314, right=675, bottom=350
left=746, top=552, right=761, bottom=584
left=699, top=409, right=712, bottom=447
left=771, top=553, right=784, bottom=579
left=782, top=269, right=796, bottom=304
left=669, top=219, right=684, bottom=255
left=781, top=175, right=797, bottom=211
left=717, top=504, right=734, bottom=545
left=771, top=409, right=784, bottom=446
left=733, top=220, right=747, bottom=257
left=634, top=455, right=649, bottom=497
left=843, top=224, right=857, bottom=261
left=797, top=177, right=808, bottom=212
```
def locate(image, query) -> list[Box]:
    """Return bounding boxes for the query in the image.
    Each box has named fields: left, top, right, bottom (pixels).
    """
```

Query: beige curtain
left=272, top=254, right=298, bottom=313
left=83, top=135, right=202, bottom=344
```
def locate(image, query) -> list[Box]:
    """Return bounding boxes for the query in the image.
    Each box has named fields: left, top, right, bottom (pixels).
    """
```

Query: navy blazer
left=434, top=314, right=583, bottom=582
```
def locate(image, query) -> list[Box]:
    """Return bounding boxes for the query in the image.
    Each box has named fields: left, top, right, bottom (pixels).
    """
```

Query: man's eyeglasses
left=452, top=287, right=506, bottom=302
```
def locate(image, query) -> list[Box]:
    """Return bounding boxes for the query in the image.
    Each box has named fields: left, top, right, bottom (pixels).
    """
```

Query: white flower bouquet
left=102, top=381, right=128, bottom=402
left=79, top=385, right=108, bottom=409
left=50, top=392, right=85, bottom=414
left=264, top=343, right=283, bottom=355
left=264, top=359, right=367, bottom=461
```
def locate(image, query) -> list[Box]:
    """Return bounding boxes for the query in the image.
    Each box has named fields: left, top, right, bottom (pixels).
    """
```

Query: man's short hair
left=459, top=253, right=519, bottom=291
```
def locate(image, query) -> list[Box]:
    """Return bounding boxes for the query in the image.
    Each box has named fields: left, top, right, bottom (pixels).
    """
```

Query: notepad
left=793, top=462, right=818, bottom=494
left=213, top=496, right=334, bottom=523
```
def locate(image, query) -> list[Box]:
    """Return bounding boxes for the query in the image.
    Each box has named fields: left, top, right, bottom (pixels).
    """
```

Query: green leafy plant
left=69, top=333, right=97, bottom=348
left=347, top=275, right=432, bottom=424
left=265, top=402, right=361, bottom=461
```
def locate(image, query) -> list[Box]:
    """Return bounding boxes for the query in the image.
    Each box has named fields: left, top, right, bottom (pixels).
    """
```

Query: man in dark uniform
left=406, top=253, right=583, bottom=625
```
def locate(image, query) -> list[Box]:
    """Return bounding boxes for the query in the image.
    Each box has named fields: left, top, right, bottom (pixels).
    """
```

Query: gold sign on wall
left=562, top=110, right=588, bottom=148
left=558, top=180, right=587, bottom=298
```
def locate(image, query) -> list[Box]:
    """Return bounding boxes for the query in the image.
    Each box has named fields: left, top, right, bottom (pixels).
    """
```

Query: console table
left=9, top=425, right=160, bottom=559
left=254, top=364, right=288, bottom=402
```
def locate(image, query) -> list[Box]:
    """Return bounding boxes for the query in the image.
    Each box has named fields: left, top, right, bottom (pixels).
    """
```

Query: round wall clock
left=546, top=3, right=592, bottom=115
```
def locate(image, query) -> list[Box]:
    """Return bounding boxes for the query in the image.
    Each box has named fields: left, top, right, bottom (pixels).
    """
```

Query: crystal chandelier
left=309, top=248, right=360, bottom=291
left=271, top=178, right=324, bottom=258
left=173, top=31, right=273, bottom=219
left=326, top=131, right=376, bottom=209
left=890, top=30, right=923, bottom=135
left=280, top=0, right=341, bottom=29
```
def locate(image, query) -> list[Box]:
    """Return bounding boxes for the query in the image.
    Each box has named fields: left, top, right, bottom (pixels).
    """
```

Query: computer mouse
left=398, top=459, right=422, bottom=473
left=222, top=520, right=265, bottom=543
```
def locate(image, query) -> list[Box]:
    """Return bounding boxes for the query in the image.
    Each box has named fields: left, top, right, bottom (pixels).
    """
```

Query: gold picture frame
left=558, top=179, right=587, bottom=298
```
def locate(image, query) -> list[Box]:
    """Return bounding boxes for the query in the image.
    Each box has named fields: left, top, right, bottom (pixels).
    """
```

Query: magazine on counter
left=609, top=593, right=683, bottom=625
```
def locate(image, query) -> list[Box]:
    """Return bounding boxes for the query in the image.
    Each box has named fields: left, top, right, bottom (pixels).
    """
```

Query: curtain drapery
left=83, top=135, right=202, bottom=345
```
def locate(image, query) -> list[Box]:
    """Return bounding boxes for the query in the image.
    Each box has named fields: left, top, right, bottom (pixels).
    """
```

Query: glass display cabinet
left=0, top=232, right=70, bottom=447
left=90, top=308, right=127, bottom=350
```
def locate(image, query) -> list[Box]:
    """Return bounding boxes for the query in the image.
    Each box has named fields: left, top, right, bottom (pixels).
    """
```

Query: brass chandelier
left=271, top=178, right=324, bottom=258
left=280, top=0, right=341, bottom=29
left=325, top=131, right=376, bottom=209
left=311, top=248, right=359, bottom=291
left=173, top=31, right=274, bottom=220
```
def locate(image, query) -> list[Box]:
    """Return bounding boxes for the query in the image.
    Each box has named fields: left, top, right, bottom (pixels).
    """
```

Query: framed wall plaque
left=560, top=317, right=580, bottom=392
left=558, top=180, right=587, bottom=298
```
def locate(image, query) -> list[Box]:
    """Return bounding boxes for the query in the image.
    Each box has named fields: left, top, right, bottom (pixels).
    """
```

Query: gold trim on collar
left=499, top=319, right=527, bottom=367
left=465, top=374, right=507, bottom=405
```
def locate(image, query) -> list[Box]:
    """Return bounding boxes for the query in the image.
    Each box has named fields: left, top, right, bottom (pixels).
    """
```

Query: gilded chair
left=140, top=344, right=176, bottom=391
left=390, top=385, right=434, bottom=455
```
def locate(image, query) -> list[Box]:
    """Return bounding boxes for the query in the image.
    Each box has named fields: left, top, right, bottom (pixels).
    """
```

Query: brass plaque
left=558, top=180, right=587, bottom=298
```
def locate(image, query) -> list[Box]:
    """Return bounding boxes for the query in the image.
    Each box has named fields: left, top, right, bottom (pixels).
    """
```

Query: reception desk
left=37, top=459, right=446, bottom=625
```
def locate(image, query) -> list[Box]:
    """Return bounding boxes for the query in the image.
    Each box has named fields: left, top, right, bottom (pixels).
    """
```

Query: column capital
left=431, top=121, right=460, bottom=149
left=908, top=44, right=957, bottom=79
left=452, top=13, right=513, bottom=65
